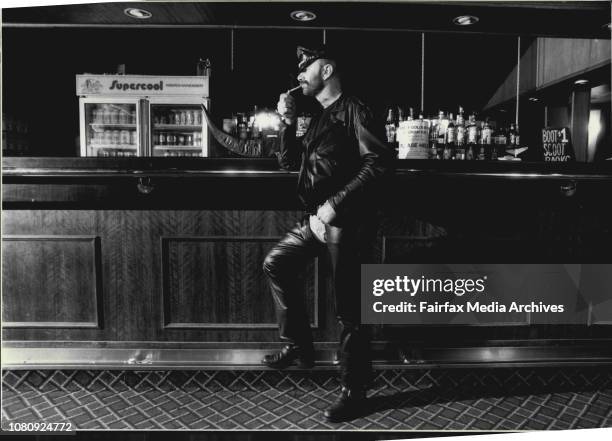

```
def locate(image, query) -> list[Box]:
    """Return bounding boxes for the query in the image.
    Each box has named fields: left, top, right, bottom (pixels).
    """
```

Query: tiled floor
left=2, top=367, right=612, bottom=431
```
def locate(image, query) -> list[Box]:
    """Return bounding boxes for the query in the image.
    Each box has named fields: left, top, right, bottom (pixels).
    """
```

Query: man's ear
left=321, top=63, right=335, bottom=81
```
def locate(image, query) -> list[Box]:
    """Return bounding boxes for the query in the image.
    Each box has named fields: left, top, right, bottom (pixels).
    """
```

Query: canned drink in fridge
left=103, top=106, right=112, bottom=124
left=130, top=130, right=138, bottom=145
left=178, top=135, right=185, bottom=146
left=180, top=111, right=187, bottom=126
left=120, top=108, right=129, bottom=124
left=112, top=130, right=120, bottom=145
left=194, top=110, right=201, bottom=125
left=167, top=134, right=176, bottom=145
left=186, top=111, right=193, bottom=126
left=110, top=107, right=119, bottom=124
left=120, top=130, right=130, bottom=145
left=186, top=134, right=193, bottom=146
left=130, top=110, right=136, bottom=124
left=174, top=111, right=181, bottom=125
left=103, top=130, right=112, bottom=145
left=159, top=132, right=166, bottom=145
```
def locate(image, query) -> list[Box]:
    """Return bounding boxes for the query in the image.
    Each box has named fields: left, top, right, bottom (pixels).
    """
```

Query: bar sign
left=542, top=127, right=574, bottom=162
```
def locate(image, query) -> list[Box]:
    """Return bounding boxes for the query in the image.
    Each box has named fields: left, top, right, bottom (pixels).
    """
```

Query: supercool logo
left=109, top=80, right=163, bottom=91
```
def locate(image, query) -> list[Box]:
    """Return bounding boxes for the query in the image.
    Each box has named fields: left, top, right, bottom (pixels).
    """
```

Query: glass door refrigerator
left=76, top=74, right=209, bottom=157
left=148, top=98, right=208, bottom=157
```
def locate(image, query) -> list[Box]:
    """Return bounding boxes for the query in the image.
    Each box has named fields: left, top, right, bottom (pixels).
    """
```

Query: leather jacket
left=277, top=94, right=394, bottom=226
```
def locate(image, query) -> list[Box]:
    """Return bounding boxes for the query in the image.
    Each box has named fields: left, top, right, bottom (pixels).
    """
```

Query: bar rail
left=3, top=157, right=612, bottom=180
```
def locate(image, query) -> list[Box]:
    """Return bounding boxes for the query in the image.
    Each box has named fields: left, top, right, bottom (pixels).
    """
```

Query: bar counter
left=3, top=157, right=612, bottom=369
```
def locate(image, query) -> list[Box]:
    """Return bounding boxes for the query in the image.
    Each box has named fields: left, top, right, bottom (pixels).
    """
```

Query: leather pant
left=262, top=215, right=372, bottom=388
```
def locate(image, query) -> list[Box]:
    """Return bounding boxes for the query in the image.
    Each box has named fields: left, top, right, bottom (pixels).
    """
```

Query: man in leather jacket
left=262, top=44, right=394, bottom=422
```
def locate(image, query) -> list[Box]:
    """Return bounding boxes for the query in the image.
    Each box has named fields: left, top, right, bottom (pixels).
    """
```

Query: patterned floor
left=2, top=367, right=612, bottom=431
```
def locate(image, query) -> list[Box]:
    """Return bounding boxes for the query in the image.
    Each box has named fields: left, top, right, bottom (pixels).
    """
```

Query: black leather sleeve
left=276, top=121, right=301, bottom=171
left=327, top=102, right=394, bottom=215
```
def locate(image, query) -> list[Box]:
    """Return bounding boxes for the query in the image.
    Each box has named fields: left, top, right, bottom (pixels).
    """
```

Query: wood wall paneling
left=537, top=38, right=612, bottom=88
left=519, top=39, right=538, bottom=94
left=2, top=235, right=102, bottom=328
left=161, top=236, right=318, bottom=329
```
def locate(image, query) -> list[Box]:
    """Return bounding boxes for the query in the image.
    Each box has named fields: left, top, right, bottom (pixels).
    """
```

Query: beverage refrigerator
left=76, top=74, right=210, bottom=157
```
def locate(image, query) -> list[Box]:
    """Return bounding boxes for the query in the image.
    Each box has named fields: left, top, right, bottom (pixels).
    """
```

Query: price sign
left=542, top=128, right=574, bottom=162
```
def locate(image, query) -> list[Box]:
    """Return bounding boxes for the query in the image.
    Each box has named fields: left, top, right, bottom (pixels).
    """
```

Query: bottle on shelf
left=455, top=107, right=466, bottom=160
left=444, top=112, right=455, bottom=160
left=429, top=113, right=439, bottom=159
left=508, top=123, right=517, bottom=147
left=480, top=118, right=492, bottom=160
left=385, top=106, right=398, bottom=149
left=466, top=113, right=478, bottom=160
left=436, top=110, right=447, bottom=160
left=249, top=106, right=259, bottom=138
left=238, top=113, right=248, bottom=140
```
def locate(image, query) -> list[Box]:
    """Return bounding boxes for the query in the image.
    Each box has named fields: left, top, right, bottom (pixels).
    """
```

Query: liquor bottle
left=477, top=122, right=486, bottom=160
left=385, top=106, right=397, bottom=147
left=407, top=107, right=415, bottom=121
left=436, top=111, right=446, bottom=160
left=444, top=113, right=455, bottom=160
left=429, top=114, right=438, bottom=159
left=455, top=107, right=466, bottom=160
left=248, top=106, right=258, bottom=137
left=238, top=113, right=248, bottom=140
left=398, top=106, right=406, bottom=123
left=481, top=118, right=492, bottom=160
left=466, top=113, right=478, bottom=160
left=508, top=123, right=517, bottom=147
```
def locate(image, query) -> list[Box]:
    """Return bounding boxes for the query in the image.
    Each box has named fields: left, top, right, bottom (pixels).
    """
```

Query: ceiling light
left=574, top=79, right=589, bottom=85
left=290, top=10, right=317, bottom=22
left=604, top=23, right=611, bottom=30
left=453, top=15, right=479, bottom=26
left=124, top=8, right=153, bottom=19
left=529, top=97, right=539, bottom=102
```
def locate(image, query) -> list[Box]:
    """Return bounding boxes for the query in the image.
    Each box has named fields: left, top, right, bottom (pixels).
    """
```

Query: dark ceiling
left=2, top=1, right=611, bottom=38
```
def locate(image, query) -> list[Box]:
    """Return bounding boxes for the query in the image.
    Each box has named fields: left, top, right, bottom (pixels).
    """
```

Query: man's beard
left=302, top=79, right=323, bottom=97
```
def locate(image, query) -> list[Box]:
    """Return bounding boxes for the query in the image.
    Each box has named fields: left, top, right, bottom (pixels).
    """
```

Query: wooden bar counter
left=3, top=157, right=612, bottom=370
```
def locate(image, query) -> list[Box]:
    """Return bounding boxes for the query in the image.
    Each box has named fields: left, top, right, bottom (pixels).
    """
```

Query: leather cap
left=297, top=44, right=340, bottom=73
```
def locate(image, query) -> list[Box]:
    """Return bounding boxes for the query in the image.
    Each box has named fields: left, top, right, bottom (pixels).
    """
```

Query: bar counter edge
left=3, top=157, right=612, bottom=369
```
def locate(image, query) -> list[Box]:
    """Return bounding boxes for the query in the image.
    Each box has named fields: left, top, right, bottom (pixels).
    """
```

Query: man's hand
left=277, top=93, right=296, bottom=125
left=316, top=201, right=337, bottom=225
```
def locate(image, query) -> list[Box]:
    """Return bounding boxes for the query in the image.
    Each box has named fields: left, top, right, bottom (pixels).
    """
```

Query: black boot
left=262, top=344, right=315, bottom=369
left=324, top=386, right=367, bottom=423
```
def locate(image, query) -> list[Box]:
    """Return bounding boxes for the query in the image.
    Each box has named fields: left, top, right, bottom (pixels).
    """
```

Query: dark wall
left=2, top=27, right=517, bottom=156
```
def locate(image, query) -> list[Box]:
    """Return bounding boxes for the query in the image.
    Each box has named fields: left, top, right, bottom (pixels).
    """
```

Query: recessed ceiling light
left=453, top=15, right=479, bottom=26
left=290, top=10, right=317, bottom=22
left=124, top=8, right=153, bottom=19
left=574, top=79, right=589, bottom=85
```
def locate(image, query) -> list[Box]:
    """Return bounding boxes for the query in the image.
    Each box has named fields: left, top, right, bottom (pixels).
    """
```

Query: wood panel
left=1, top=209, right=334, bottom=343
left=2, top=235, right=102, bottom=328
left=161, top=236, right=318, bottom=329
left=519, top=39, right=538, bottom=94
left=537, top=38, right=611, bottom=88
